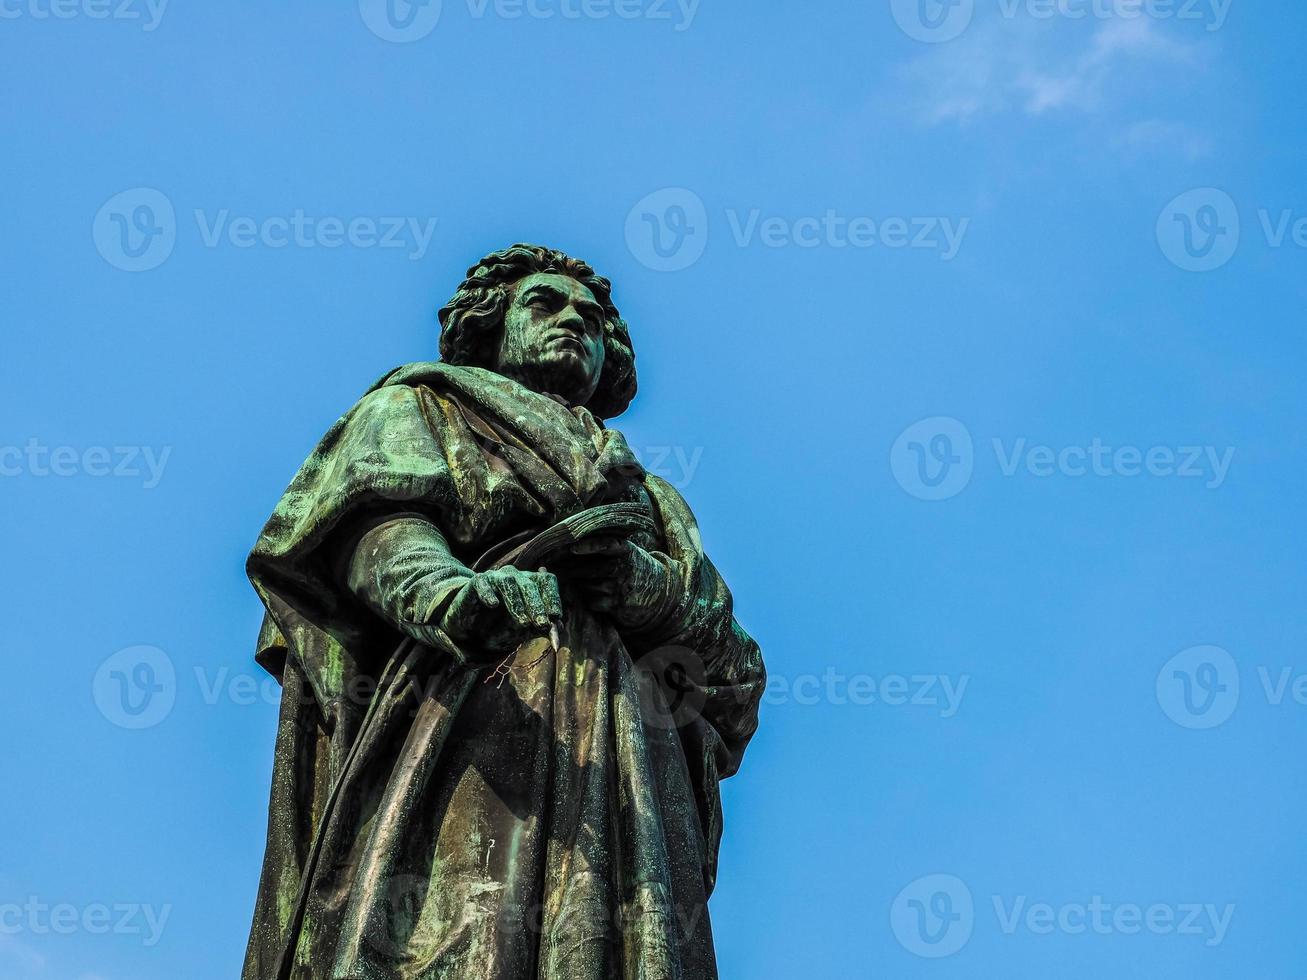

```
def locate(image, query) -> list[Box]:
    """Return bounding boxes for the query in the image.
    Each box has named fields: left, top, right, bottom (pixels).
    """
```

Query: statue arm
left=638, top=477, right=766, bottom=778
left=343, top=514, right=473, bottom=657
left=342, top=514, right=563, bottom=667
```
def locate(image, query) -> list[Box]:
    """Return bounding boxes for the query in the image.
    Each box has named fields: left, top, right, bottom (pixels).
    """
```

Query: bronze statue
left=242, top=244, right=765, bottom=979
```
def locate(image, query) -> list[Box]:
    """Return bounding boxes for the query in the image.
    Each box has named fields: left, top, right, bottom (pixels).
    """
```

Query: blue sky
left=2, top=1, right=1305, bottom=977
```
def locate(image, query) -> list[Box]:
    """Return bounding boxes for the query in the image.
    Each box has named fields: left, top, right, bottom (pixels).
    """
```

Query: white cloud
left=897, top=15, right=1208, bottom=125
left=0, top=933, right=47, bottom=974
left=1114, top=118, right=1215, bottom=161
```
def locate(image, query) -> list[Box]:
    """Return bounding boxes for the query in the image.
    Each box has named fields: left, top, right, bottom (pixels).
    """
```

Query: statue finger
left=472, top=575, right=502, bottom=610
left=520, top=576, right=554, bottom=628
left=539, top=572, right=563, bottom=620
left=494, top=575, right=533, bottom=629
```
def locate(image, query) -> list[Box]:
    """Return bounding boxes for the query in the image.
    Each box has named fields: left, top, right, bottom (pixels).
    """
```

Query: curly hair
left=437, top=243, right=638, bottom=418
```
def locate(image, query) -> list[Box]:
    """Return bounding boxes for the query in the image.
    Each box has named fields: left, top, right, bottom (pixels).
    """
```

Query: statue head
left=438, top=244, right=638, bottom=418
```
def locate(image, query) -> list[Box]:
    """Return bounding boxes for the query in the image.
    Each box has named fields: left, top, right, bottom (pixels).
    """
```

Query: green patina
left=242, top=245, right=764, bottom=980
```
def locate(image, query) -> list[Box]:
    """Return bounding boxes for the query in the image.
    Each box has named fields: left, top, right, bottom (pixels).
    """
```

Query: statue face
left=495, top=273, right=607, bottom=405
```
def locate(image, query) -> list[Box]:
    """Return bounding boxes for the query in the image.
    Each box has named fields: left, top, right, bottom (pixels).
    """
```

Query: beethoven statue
left=241, top=244, right=765, bottom=980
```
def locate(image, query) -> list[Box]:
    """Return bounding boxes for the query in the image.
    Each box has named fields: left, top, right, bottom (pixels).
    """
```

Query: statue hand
left=557, top=536, right=678, bottom=631
left=441, top=567, right=562, bottom=664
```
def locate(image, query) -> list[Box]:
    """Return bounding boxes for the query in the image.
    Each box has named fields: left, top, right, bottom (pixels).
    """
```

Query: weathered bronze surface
left=242, top=244, right=765, bottom=979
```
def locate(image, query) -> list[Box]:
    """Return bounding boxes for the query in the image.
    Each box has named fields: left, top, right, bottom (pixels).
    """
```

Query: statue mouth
left=546, top=334, right=587, bottom=355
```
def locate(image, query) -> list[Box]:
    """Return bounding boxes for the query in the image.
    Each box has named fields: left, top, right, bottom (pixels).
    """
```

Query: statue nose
left=557, top=307, right=585, bottom=331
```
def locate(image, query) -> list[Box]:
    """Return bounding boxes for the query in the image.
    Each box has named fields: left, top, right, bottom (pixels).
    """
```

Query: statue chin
left=507, top=354, right=597, bottom=406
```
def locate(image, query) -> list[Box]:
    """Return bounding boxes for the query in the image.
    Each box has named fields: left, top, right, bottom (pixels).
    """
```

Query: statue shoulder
left=363, top=361, right=497, bottom=397
left=643, top=473, right=704, bottom=545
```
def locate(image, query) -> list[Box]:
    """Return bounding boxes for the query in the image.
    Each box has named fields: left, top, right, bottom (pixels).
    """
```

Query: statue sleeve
left=342, top=514, right=476, bottom=665
left=639, top=475, right=766, bottom=780
left=247, top=383, right=461, bottom=645
left=245, top=383, right=466, bottom=718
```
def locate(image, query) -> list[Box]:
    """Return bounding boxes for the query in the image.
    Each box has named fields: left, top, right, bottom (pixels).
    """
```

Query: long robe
left=241, top=363, right=765, bottom=980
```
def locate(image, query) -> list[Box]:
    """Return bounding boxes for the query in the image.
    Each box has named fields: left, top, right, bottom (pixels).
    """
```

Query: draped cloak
left=240, top=363, right=765, bottom=980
